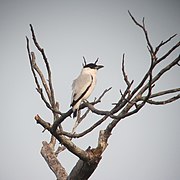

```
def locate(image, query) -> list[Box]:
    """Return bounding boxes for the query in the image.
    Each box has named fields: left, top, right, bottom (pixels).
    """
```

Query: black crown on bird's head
left=82, top=56, right=104, bottom=70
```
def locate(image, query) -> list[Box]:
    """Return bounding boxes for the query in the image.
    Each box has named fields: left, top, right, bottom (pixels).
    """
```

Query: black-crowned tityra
left=70, top=59, right=104, bottom=118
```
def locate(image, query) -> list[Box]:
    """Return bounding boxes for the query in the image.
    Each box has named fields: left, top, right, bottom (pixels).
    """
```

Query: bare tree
left=26, top=12, right=180, bottom=180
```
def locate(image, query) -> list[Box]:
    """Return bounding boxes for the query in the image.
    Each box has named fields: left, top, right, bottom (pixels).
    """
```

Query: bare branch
left=139, top=88, right=180, bottom=105
left=150, top=88, right=180, bottom=99
left=106, top=71, right=153, bottom=132
left=147, top=94, right=180, bottom=105
left=105, top=32, right=154, bottom=134
left=106, top=26, right=179, bottom=135
left=75, top=115, right=108, bottom=137
left=41, top=141, right=67, bottom=180
left=127, top=13, right=157, bottom=100
left=93, top=87, right=112, bottom=104
left=128, top=11, right=154, bottom=55
left=31, top=52, right=52, bottom=102
left=30, top=24, right=56, bottom=107
left=84, top=102, right=110, bottom=116
left=80, top=108, right=91, bottom=120
left=59, top=115, right=109, bottom=139
left=122, top=54, right=131, bottom=87
left=26, top=38, right=53, bottom=110
left=35, top=115, right=90, bottom=161
left=130, top=55, right=179, bottom=102
left=155, top=41, right=180, bottom=65
left=26, top=37, right=41, bottom=90
left=105, top=50, right=179, bottom=137
left=154, top=34, right=177, bottom=55
left=111, top=80, right=134, bottom=114
left=152, top=55, right=180, bottom=85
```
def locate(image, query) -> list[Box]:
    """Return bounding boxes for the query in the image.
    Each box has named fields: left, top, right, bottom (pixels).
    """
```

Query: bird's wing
left=71, top=73, right=93, bottom=107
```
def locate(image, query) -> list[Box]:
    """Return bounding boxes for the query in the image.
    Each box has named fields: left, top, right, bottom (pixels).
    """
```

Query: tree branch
left=26, top=37, right=56, bottom=113
left=147, top=94, right=180, bottom=105
left=29, top=24, right=58, bottom=111
left=142, top=88, right=180, bottom=105
left=128, top=11, right=154, bottom=56
left=154, top=34, right=177, bottom=55
left=41, top=141, right=67, bottom=180
left=148, top=88, right=180, bottom=99
left=58, top=115, right=109, bottom=139
left=155, top=41, right=180, bottom=65
left=122, top=54, right=131, bottom=87
left=35, top=115, right=90, bottom=161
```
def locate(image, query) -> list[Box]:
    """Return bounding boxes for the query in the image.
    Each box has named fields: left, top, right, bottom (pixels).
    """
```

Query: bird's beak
left=96, top=65, right=104, bottom=70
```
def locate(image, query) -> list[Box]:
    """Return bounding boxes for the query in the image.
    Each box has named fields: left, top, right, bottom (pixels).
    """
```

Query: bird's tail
left=71, top=100, right=81, bottom=118
left=73, top=109, right=78, bottom=118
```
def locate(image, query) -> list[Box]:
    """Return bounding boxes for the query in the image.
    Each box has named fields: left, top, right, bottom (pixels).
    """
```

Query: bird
left=70, top=58, right=104, bottom=118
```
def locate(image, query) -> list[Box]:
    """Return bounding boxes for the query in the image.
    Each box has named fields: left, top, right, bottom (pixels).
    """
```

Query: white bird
left=70, top=59, right=104, bottom=118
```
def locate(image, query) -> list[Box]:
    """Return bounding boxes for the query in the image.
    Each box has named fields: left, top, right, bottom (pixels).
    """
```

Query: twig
left=60, top=115, right=110, bottom=139
left=107, top=57, right=153, bottom=131
left=80, top=108, right=90, bottom=120
left=84, top=102, right=110, bottom=115
left=147, top=94, right=180, bottom=105
left=26, top=37, right=53, bottom=110
left=128, top=11, right=154, bottom=56
left=122, top=54, right=131, bottom=87
left=29, top=24, right=56, bottom=107
left=105, top=13, right=155, bottom=133
left=154, top=34, right=177, bottom=55
left=31, top=52, right=52, bottom=103
left=111, top=80, right=134, bottom=114
left=149, top=88, right=180, bottom=99
left=155, top=41, right=180, bottom=65
left=111, top=55, right=179, bottom=125
left=93, top=87, right=112, bottom=104
left=127, top=11, right=156, bottom=99
left=139, top=88, right=180, bottom=105
left=151, top=55, right=180, bottom=85
left=26, top=37, right=41, bottom=90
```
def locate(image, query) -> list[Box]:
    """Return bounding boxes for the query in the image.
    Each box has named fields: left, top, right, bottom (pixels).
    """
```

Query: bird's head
left=82, top=57, right=104, bottom=71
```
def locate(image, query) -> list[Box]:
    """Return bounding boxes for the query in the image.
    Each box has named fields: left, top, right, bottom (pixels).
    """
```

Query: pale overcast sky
left=0, top=0, right=180, bottom=180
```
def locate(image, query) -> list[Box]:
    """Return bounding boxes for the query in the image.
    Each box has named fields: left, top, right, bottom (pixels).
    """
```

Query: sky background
left=0, top=0, right=180, bottom=179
